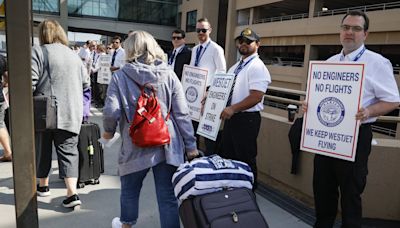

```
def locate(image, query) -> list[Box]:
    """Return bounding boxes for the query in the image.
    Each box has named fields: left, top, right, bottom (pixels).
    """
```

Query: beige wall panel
left=367, top=32, right=400, bottom=45
left=236, top=0, right=282, bottom=10
left=180, top=0, right=220, bottom=43
left=269, top=81, right=302, bottom=90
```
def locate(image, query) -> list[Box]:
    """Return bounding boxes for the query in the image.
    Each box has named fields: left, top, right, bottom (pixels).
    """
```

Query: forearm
left=366, top=101, right=400, bottom=117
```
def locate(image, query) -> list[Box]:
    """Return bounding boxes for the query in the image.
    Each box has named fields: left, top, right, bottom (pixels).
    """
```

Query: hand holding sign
left=197, top=73, right=235, bottom=141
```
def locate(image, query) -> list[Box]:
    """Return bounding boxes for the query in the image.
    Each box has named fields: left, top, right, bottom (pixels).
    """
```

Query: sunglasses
left=172, top=36, right=183, bottom=40
left=196, top=28, right=209, bottom=33
left=340, top=25, right=364, bottom=32
left=112, top=41, right=120, bottom=44
left=236, top=37, right=255, bottom=45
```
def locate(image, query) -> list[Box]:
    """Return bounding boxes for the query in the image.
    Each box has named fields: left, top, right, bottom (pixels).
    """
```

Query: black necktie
left=111, top=50, right=118, bottom=67
left=226, top=60, right=244, bottom=106
left=92, top=52, right=97, bottom=67
left=169, top=50, right=176, bottom=65
left=194, top=45, right=203, bottom=67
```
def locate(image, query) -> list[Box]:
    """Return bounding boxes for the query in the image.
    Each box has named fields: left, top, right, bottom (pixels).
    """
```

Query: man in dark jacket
left=168, top=29, right=191, bottom=80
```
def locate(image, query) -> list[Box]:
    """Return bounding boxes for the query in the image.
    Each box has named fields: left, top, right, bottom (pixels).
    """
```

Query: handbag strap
left=40, top=46, right=55, bottom=99
left=120, top=69, right=171, bottom=123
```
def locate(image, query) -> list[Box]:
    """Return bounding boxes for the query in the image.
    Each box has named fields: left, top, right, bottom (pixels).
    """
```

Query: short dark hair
left=341, top=11, right=369, bottom=31
left=172, top=29, right=186, bottom=38
left=112, top=36, right=122, bottom=42
left=197, top=18, right=209, bottom=24
left=0, top=55, right=7, bottom=76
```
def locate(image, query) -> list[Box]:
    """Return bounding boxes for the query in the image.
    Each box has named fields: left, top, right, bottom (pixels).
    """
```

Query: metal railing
left=253, top=13, right=308, bottom=24
left=314, top=1, right=400, bottom=17
left=252, top=1, right=400, bottom=24
left=264, top=86, right=400, bottom=136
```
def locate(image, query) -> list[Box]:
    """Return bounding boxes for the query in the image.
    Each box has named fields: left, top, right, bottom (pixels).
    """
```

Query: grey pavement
left=0, top=107, right=310, bottom=228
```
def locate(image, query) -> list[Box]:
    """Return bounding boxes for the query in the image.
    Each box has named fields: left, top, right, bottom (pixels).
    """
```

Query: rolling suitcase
left=179, top=188, right=268, bottom=228
left=77, top=122, right=104, bottom=188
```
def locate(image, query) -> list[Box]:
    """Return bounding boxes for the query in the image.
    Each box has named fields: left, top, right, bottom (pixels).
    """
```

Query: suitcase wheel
left=77, top=182, right=85, bottom=189
left=94, top=179, right=100, bottom=185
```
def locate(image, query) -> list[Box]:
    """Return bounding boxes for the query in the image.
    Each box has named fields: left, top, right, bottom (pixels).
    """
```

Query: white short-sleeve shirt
left=190, top=39, right=226, bottom=86
left=227, top=53, right=271, bottom=112
left=112, top=47, right=126, bottom=68
left=328, top=45, right=400, bottom=123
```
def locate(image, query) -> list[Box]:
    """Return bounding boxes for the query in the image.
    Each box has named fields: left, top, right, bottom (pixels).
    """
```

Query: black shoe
left=62, top=194, right=82, bottom=208
left=37, top=185, right=51, bottom=197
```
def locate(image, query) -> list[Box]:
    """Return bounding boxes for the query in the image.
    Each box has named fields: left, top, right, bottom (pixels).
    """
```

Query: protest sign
left=301, top=61, right=365, bottom=161
left=181, top=65, right=208, bottom=121
left=197, top=73, right=234, bottom=141
left=97, top=55, right=112, bottom=84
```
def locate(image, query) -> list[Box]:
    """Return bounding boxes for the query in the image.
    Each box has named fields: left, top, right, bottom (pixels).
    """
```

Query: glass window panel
left=186, top=10, right=197, bottom=32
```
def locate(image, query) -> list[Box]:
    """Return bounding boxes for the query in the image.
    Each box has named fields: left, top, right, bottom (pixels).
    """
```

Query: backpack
left=129, top=83, right=171, bottom=147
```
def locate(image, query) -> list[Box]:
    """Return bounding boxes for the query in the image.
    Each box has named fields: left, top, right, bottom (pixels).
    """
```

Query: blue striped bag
left=172, top=155, right=254, bottom=202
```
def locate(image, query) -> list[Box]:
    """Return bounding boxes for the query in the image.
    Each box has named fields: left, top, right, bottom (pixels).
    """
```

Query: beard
left=238, top=48, right=248, bottom=56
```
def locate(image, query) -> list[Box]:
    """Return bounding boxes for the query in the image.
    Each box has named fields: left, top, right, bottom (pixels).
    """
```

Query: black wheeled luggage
left=179, top=188, right=268, bottom=228
left=77, top=122, right=104, bottom=188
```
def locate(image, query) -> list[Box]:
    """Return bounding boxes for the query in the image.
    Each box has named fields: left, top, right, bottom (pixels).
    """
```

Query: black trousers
left=219, top=112, right=261, bottom=190
left=313, top=124, right=373, bottom=228
left=90, top=72, right=101, bottom=105
left=192, top=120, right=222, bottom=156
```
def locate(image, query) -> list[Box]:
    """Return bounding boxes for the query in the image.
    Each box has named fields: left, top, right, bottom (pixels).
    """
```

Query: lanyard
left=340, top=47, right=366, bottom=62
left=195, top=42, right=211, bottom=66
left=234, top=56, right=257, bottom=75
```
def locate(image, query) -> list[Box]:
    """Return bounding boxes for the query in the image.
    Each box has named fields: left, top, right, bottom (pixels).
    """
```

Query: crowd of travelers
left=0, top=10, right=399, bottom=228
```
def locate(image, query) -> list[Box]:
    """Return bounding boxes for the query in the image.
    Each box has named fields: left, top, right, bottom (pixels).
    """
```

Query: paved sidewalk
left=0, top=108, right=310, bottom=228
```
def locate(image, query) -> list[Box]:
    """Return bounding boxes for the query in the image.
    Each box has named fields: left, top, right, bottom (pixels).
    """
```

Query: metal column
left=5, top=0, right=39, bottom=227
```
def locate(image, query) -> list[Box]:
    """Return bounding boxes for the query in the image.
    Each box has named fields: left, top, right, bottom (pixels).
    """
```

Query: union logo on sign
left=317, top=97, right=345, bottom=127
left=185, top=86, right=198, bottom=103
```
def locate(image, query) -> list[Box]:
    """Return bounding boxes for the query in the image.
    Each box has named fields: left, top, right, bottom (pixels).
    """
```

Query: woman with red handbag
left=102, top=30, right=198, bottom=228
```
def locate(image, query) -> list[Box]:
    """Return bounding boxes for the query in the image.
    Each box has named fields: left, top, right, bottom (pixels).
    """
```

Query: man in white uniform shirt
left=190, top=18, right=226, bottom=155
left=78, top=40, right=91, bottom=64
left=219, top=28, right=271, bottom=191
left=110, top=36, right=125, bottom=72
left=303, top=11, right=400, bottom=228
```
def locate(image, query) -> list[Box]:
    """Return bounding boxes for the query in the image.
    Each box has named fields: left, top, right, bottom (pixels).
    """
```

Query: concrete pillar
left=302, top=44, right=314, bottom=91
left=6, top=0, right=39, bottom=226
left=224, top=0, right=237, bottom=68
left=59, top=0, right=68, bottom=33
left=249, top=8, right=254, bottom=25
left=309, top=0, right=324, bottom=18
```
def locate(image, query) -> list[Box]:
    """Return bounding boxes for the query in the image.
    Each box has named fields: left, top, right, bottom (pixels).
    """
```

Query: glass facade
left=32, top=0, right=60, bottom=14
left=33, top=0, right=178, bottom=26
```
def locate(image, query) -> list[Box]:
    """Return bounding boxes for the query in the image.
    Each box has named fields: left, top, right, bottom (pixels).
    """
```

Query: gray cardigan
left=31, top=43, right=90, bottom=134
left=103, top=60, right=197, bottom=176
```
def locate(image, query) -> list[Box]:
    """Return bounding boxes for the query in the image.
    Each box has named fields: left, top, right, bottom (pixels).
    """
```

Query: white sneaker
left=111, top=217, right=122, bottom=228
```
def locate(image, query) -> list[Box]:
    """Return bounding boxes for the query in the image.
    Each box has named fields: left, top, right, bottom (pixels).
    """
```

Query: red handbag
left=129, top=84, right=170, bottom=147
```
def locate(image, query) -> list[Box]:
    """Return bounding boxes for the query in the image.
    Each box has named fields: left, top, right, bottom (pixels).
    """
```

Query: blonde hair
left=124, top=30, right=166, bottom=65
left=38, top=19, right=68, bottom=46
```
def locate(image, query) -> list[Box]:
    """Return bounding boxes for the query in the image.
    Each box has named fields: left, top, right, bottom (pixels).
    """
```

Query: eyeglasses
left=172, top=36, right=183, bottom=40
left=340, top=25, right=364, bottom=32
left=196, top=28, right=209, bottom=33
left=236, top=37, right=254, bottom=45
left=107, top=47, right=112, bottom=50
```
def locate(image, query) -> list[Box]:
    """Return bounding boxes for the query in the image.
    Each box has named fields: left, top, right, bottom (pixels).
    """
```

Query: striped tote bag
left=172, top=155, right=254, bottom=202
